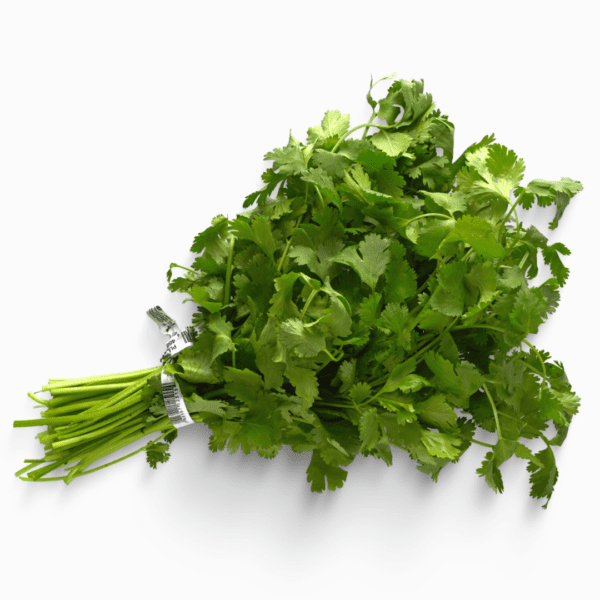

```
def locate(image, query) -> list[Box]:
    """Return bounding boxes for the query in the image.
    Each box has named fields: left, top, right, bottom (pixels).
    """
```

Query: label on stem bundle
left=160, top=371, right=194, bottom=429
left=147, top=305, right=193, bottom=357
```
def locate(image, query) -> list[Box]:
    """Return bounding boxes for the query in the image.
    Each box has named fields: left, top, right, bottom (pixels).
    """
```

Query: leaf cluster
left=159, top=75, right=583, bottom=507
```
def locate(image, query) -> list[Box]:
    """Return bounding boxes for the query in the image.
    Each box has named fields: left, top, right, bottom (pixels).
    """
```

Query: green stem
left=277, top=213, right=305, bottom=273
left=522, top=339, right=547, bottom=404
left=314, top=186, right=325, bottom=211
left=61, top=433, right=171, bottom=481
left=404, top=213, right=453, bottom=227
left=500, top=190, right=523, bottom=228
left=223, top=234, right=235, bottom=305
left=452, top=324, right=505, bottom=335
left=522, top=363, right=552, bottom=383
left=407, top=294, right=432, bottom=330
left=469, top=438, right=495, bottom=449
left=412, top=316, right=460, bottom=362
left=518, top=250, right=530, bottom=270
left=461, top=247, right=475, bottom=263
left=170, top=263, right=200, bottom=276
left=482, top=383, right=502, bottom=440
left=522, top=340, right=548, bottom=380
left=323, top=349, right=343, bottom=362
left=44, top=383, right=129, bottom=395
left=331, top=122, right=401, bottom=154
left=314, top=401, right=357, bottom=411
left=42, top=366, right=160, bottom=391
left=300, top=288, right=320, bottom=320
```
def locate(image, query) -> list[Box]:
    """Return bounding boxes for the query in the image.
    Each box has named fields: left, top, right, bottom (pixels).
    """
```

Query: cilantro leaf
left=146, top=442, right=171, bottom=469
left=333, top=233, right=391, bottom=290
left=517, top=177, right=583, bottom=230
left=306, top=450, right=348, bottom=492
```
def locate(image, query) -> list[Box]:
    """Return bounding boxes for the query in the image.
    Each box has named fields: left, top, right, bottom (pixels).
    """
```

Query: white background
left=1, top=2, right=597, bottom=598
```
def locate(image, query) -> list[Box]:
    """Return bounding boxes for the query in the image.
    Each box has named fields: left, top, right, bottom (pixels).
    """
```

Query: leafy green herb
left=14, top=74, right=583, bottom=508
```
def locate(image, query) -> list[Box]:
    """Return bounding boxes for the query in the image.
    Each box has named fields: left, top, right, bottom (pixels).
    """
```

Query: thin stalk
left=277, top=212, right=306, bottom=273
left=73, top=432, right=170, bottom=479
left=331, top=122, right=401, bottom=154
left=500, top=190, right=524, bottom=228
left=223, top=234, right=235, bottom=305
left=404, top=213, right=453, bottom=227
left=469, top=438, right=495, bottom=449
left=42, top=399, right=109, bottom=417
left=300, top=288, right=320, bottom=320
left=44, top=391, right=115, bottom=407
left=169, top=263, right=200, bottom=276
left=45, top=383, right=129, bottom=395
left=482, top=383, right=502, bottom=440
left=42, top=366, right=160, bottom=391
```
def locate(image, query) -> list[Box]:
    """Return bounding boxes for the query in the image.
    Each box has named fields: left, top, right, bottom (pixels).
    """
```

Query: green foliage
left=16, top=75, right=583, bottom=508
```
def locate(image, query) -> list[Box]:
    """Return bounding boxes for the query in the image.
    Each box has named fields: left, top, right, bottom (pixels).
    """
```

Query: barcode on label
left=161, top=371, right=194, bottom=429
left=147, top=306, right=176, bottom=331
left=147, top=305, right=193, bottom=357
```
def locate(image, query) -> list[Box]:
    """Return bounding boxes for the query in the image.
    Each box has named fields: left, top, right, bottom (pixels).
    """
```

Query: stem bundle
left=14, top=366, right=168, bottom=483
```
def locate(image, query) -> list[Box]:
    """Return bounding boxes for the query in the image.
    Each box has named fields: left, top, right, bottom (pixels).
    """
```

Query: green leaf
left=186, top=394, right=228, bottom=418
left=278, top=318, right=327, bottom=358
left=381, top=358, right=417, bottom=394
left=515, top=442, right=544, bottom=468
left=422, top=191, right=466, bottom=216
left=349, top=382, right=372, bottom=404
left=343, top=163, right=372, bottom=192
left=333, top=233, right=391, bottom=290
left=188, top=286, right=223, bottom=314
left=476, top=451, right=505, bottom=493
left=312, top=149, right=352, bottom=178
left=190, top=215, right=230, bottom=259
left=358, top=407, right=381, bottom=452
left=541, top=242, right=571, bottom=287
left=465, top=261, right=497, bottom=304
left=417, top=393, right=458, bottom=430
left=527, top=447, right=559, bottom=508
left=269, top=273, right=301, bottom=320
left=411, top=217, right=456, bottom=259
left=176, top=345, right=220, bottom=384
left=443, top=215, right=505, bottom=259
left=509, top=287, right=548, bottom=335
left=306, top=451, right=348, bottom=492
left=228, top=395, right=281, bottom=454
left=539, top=389, right=580, bottom=427
left=307, top=110, right=350, bottom=145
left=224, top=367, right=263, bottom=402
left=517, top=177, right=583, bottom=230
left=301, top=167, right=336, bottom=192
left=264, top=145, right=307, bottom=176
left=384, top=241, right=417, bottom=303
left=146, top=442, right=171, bottom=469
left=230, top=214, right=276, bottom=261
left=476, top=438, right=518, bottom=493
left=370, top=131, right=412, bottom=157
left=498, top=266, right=526, bottom=290
left=207, top=315, right=236, bottom=361
left=285, top=363, right=319, bottom=408
left=356, top=148, right=396, bottom=172
left=421, top=430, right=462, bottom=460
left=424, top=353, right=484, bottom=406
left=465, top=143, right=526, bottom=202
left=430, top=262, right=468, bottom=317
left=358, top=292, right=382, bottom=328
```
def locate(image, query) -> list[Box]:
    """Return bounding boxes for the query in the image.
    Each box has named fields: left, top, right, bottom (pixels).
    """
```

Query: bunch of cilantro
left=15, top=75, right=582, bottom=508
